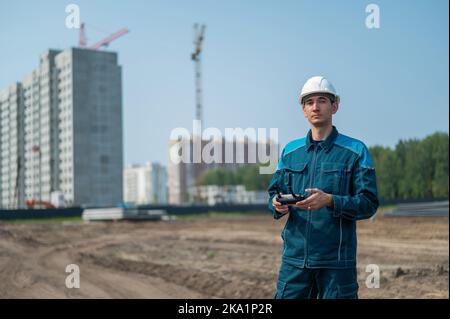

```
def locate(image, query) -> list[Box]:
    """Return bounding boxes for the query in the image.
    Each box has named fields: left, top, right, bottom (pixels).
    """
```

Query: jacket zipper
left=338, top=168, right=345, bottom=262
left=305, top=145, right=318, bottom=267
left=338, top=217, right=342, bottom=262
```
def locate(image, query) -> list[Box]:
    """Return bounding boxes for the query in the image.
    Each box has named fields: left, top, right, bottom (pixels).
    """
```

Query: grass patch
left=378, top=204, right=398, bottom=210
left=175, top=210, right=266, bottom=221
left=175, top=205, right=398, bottom=221
left=207, top=251, right=217, bottom=259
left=375, top=204, right=398, bottom=217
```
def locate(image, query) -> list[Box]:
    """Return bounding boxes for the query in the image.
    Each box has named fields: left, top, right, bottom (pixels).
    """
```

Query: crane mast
left=191, top=24, right=206, bottom=125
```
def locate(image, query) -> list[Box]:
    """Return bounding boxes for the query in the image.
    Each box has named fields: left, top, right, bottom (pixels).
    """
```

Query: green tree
left=370, top=145, right=400, bottom=200
left=394, top=132, right=448, bottom=199
left=427, top=132, right=449, bottom=197
left=197, top=164, right=273, bottom=191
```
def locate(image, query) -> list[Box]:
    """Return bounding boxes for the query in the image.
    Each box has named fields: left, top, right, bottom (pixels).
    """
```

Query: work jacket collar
left=306, top=125, right=339, bottom=153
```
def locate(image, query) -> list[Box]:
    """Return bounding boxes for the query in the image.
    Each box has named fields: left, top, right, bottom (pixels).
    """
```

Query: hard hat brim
left=300, top=91, right=339, bottom=104
left=300, top=90, right=338, bottom=99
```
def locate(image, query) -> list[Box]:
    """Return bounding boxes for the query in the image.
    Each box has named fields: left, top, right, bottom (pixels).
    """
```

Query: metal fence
left=0, top=207, right=83, bottom=220
left=1, top=200, right=448, bottom=220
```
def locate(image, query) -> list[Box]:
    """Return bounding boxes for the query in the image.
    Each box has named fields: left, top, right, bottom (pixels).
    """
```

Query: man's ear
left=301, top=104, right=308, bottom=118
left=332, top=101, right=339, bottom=114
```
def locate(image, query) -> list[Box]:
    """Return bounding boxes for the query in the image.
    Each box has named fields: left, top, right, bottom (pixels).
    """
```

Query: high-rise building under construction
left=0, top=48, right=123, bottom=208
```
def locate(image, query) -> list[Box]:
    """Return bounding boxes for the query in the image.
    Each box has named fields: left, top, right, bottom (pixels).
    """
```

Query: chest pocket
left=320, top=162, right=350, bottom=195
left=281, top=162, right=308, bottom=195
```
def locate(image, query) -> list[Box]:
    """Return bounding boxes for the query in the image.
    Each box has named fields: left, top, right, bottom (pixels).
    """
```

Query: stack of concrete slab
left=82, top=208, right=168, bottom=221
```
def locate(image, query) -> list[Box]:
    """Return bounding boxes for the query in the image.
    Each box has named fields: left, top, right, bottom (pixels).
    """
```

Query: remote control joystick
left=275, top=172, right=307, bottom=205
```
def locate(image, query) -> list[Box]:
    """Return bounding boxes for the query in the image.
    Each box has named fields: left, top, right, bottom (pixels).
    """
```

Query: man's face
left=302, top=95, right=339, bottom=127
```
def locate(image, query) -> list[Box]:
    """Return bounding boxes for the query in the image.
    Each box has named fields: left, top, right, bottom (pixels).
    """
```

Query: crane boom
left=89, top=28, right=129, bottom=50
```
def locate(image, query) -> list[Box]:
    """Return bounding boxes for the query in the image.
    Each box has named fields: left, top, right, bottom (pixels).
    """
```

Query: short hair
left=301, top=93, right=336, bottom=105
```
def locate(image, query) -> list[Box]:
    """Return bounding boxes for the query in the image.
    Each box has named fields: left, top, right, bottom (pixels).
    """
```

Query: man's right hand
left=272, top=195, right=289, bottom=214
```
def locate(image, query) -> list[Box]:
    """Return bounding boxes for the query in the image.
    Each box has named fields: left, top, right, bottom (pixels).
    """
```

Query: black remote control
left=275, top=171, right=307, bottom=205
left=276, top=193, right=307, bottom=205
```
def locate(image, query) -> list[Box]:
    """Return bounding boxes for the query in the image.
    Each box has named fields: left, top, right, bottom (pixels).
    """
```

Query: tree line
left=197, top=165, right=272, bottom=192
left=197, top=131, right=449, bottom=201
left=370, top=131, right=448, bottom=200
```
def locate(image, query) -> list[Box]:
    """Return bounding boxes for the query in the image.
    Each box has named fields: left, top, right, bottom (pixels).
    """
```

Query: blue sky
left=0, top=0, right=448, bottom=166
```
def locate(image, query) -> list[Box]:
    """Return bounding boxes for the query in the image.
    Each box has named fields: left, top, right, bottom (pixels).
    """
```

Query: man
left=267, top=76, right=379, bottom=299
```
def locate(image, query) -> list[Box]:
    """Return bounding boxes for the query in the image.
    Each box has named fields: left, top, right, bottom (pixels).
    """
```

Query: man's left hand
left=295, top=188, right=333, bottom=211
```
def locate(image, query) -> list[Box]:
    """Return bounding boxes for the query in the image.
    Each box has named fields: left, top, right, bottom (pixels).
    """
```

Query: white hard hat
left=299, top=76, right=339, bottom=104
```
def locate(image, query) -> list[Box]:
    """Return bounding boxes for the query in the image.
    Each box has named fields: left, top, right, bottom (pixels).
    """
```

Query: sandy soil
left=0, top=212, right=448, bottom=299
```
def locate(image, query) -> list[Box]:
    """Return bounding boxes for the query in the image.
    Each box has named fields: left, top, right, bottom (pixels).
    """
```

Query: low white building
left=123, top=162, right=168, bottom=205
left=191, top=184, right=267, bottom=206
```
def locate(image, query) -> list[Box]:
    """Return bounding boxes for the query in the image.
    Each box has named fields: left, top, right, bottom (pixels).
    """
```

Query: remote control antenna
left=287, top=173, right=296, bottom=197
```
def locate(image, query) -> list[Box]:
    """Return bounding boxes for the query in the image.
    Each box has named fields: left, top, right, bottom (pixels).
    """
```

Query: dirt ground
left=0, top=211, right=448, bottom=299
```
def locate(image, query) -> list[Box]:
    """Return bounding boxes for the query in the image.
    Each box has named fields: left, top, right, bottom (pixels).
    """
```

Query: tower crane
left=191, top=24, right=206, bottom=125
